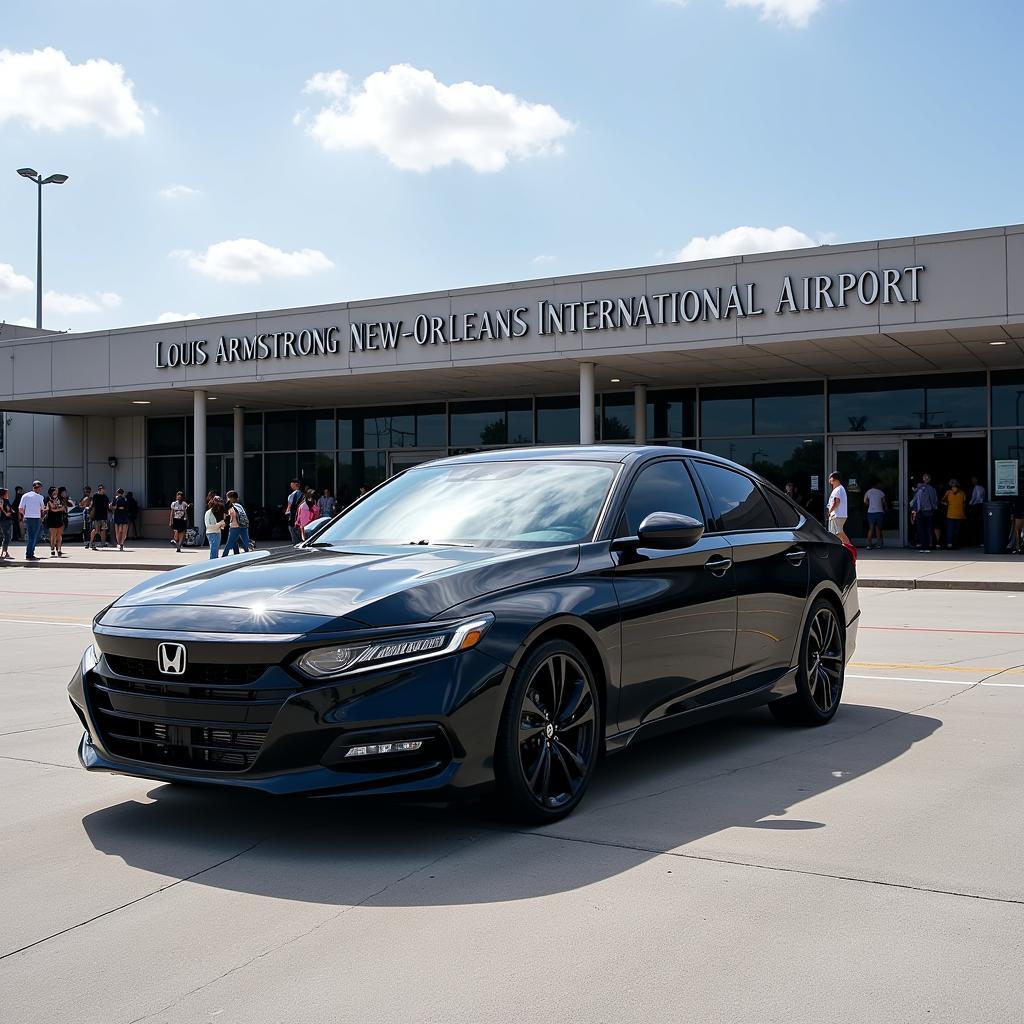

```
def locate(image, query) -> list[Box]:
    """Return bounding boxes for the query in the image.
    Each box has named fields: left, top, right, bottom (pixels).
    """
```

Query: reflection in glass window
left=297, top=410, right=335, bottom=451
left=924, top=383, right=986, bottom=428
left=992, top=371, right=1024, bottom=427
left=692, top=462, right=775, bottom=531
left=337, top=451, right=387, bottom=504
left=647, top=389, right=695, bottom=439
left=206, top=414, right=233, bottom=454
left=244, top=412, right=263, bottom=453
left=699, top=437, right=824, bottom=518
left=700, top=395, right=752, bottom=437
left=537, top=396, right=582, bottom=444
left=337, top=405, right=445, bottom=449
left=601, top=393, right=634, bottom=441
left=146, top=457, right=186, bottom=508
left=265, top=411, right=297, bottom=451
left=621, top=460, right=703, bottom=535
left=147, top=417, right=184, bottom=457
left=754, top=383, right=823, bottom=434
left=320, top=461, right=617, bottom=546
left=264, top=452, right=297, bottom=508
left=450, top=399, right=533, bottom=446
left=829, top=374, right=986, bottom=432
left=701, top=382, right=823, bottom=437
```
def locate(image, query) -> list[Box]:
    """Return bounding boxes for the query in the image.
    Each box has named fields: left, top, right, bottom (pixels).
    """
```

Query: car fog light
left=344, top=739, right=424, bottom=758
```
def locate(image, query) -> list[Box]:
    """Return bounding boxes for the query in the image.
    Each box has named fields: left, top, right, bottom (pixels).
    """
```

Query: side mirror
left=636, top=512, right=704, bottom=550
left=302, top=516, right=332, bottom=541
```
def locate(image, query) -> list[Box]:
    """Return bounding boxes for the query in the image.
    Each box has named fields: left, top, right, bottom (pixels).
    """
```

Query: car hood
left=97, top=543, right=581, bottom=634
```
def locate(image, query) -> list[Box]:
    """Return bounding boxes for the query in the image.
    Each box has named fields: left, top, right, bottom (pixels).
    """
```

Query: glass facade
left=143, top=371, right=1023, bottom=521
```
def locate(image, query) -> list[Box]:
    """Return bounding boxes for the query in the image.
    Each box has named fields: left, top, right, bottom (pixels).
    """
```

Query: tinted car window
left=765, top=489, right=802, bottom=528
left=693, top=462, right=775, bottom=531
left=621, top=460, right=704, bottom=535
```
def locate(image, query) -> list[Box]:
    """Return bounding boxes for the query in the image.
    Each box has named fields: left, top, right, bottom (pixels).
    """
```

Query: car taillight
left=842, top=540, right=857, bottom=565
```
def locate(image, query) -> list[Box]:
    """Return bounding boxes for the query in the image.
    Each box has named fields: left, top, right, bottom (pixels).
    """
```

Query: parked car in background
left=64, top=504, right=87, bottom=539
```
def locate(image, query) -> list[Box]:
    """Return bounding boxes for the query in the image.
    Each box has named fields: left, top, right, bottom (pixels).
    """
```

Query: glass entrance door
left=833, top=445, right=902, bottom=547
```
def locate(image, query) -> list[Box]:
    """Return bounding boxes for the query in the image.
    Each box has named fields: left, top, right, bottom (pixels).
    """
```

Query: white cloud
left=302, top=64, right=574, bottom=173
left=304, top=70, right=350, bottom=99
left=43, top=290, right=122, bottom=315
left=156, top=311, right=201, bottom=323
left=0, top=263, right=33, bottom=299
left=673, top=225, right=823, bottom=262
left=159, top=184, right=201, bottom=200
left=533, top=254, right=556, bottom=265
left=725, top=0, right=824, bottom=28
left=0, top=47, right=144, bottom=135
left=173, top=238, right=334, bottom=284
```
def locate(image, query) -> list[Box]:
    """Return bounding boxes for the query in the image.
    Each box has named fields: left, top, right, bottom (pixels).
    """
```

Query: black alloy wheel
left=494, top=640, right=600, bottom=823
left=770, top=598, right=845, bottom=726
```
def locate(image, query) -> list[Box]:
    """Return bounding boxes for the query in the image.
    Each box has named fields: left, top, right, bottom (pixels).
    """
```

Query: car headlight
left=81, top=641, right=100, bottom=675
left=295, top=614, right=494, bottom=680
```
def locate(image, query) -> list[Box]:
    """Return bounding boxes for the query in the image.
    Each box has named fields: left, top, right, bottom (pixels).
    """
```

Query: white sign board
left=994, top=460, right=1018, bottom=497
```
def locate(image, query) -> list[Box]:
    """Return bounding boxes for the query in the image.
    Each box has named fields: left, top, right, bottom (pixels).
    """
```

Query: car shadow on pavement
left=80, top=702, right=940, bottom=907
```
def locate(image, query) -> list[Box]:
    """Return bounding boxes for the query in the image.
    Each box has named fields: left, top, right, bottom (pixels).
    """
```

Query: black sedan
left=69, top=446, right=859, bottom=822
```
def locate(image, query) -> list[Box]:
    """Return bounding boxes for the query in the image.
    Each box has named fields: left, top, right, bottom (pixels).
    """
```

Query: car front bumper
left=68, top=644, right=511, bottom=798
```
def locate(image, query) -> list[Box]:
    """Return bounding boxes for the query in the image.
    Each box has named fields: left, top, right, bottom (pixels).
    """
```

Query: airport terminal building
left=2, top=222, right=1024, bottom=546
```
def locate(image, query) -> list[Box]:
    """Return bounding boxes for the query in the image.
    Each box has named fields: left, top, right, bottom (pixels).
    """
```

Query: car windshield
left=314, top=460, right=618, bottom=547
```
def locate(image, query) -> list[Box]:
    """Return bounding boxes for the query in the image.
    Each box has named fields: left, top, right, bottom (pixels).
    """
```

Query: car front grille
left=88, top=655, right=295, bottom=772
left=105, top=654, right=267, bottom=686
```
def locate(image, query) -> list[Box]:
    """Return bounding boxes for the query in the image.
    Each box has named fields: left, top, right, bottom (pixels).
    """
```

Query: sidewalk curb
left=858, top=578, right=1024, bottom=593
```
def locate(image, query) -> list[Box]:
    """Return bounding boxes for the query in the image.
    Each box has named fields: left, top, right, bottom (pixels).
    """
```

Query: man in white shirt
left=863, top=480, right=888, bottom=549
left=18, top=480, right=46, bottom=561
left=827, top=472, right=851, bottom=546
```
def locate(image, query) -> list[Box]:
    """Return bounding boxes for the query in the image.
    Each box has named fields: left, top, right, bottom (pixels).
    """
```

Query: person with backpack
left=126, top=491, right=140, bottom=539
left=221, top=490, right=252, bottom=556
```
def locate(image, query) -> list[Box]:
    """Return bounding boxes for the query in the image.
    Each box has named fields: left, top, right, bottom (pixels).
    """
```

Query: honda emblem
left=157, top=642, right=187, bottom=676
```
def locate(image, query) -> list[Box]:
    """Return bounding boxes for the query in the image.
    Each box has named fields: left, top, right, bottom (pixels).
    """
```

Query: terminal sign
left=154, top=264, right=924, bottom=369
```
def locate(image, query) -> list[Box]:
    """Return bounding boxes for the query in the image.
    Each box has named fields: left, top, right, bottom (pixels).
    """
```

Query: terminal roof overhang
left=2, top=223, right=1023, bottom=418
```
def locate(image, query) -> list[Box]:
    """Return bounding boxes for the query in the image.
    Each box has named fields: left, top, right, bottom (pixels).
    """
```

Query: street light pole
left=16, top=168, right=69, bottom=330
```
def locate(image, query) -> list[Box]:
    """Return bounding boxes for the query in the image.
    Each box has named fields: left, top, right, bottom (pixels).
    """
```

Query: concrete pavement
left=0, top=572, right=1022, bottom=1022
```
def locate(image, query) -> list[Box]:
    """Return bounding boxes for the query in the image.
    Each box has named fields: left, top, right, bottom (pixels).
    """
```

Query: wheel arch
left=507, top=616, right=613, bottom=741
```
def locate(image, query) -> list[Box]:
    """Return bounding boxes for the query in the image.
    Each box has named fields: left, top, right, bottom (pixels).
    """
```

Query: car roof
left=423, top=445, right=745, bottom=471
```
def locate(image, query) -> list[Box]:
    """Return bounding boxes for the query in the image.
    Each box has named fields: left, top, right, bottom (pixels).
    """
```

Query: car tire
left=769, top=598, right=845, bottom=727
left=493, top=639, right=600, bottom=824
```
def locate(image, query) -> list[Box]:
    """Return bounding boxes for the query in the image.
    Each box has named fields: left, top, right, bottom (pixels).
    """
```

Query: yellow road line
left=851, top=660, right=1024, bottom=676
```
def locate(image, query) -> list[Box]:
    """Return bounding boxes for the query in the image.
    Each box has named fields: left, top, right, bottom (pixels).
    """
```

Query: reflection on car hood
left=99, top=543, right=581, bottom=632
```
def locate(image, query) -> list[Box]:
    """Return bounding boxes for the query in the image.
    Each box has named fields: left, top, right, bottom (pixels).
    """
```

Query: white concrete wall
left=1, top=411, right=85, bottom=496
left=0, top=411, right=144, bottom=501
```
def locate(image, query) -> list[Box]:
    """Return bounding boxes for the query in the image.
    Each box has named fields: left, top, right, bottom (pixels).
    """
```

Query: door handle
left=786, top=549, right=807, bottom=565
left=704, top=555, right=732, bottom=576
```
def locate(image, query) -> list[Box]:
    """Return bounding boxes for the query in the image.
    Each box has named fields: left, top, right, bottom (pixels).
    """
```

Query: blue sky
left=1, top=0, right=1022, bottom=332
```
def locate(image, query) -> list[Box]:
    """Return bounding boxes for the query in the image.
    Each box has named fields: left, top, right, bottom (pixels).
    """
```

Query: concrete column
left=193, top=390, right=206, bottom=530
left=579, top=362, right=595, bottom=445
left=232, top=405, right=244, bottom=495
left=634, top=384, right=647, bottom=445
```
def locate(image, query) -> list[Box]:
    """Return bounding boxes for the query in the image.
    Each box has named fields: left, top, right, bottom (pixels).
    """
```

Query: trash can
left=983, top=500, right=1011, bottom=554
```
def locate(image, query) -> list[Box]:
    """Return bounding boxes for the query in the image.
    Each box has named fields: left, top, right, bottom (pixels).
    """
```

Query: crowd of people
left=0, top=481, right=139, bottom=561
left=822, top=472, right=988, bottom=552
left=0, top=478, right=352, bottom=562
